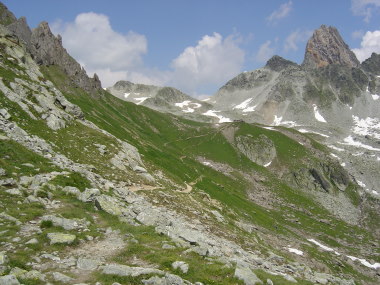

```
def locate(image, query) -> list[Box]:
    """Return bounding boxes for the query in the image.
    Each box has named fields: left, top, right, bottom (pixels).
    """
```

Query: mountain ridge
left=0, top=2, right=379, bottom=284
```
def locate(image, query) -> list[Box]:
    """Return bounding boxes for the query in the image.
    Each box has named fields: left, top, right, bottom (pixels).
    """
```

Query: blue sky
left=4, top=0, right=380, bottom=97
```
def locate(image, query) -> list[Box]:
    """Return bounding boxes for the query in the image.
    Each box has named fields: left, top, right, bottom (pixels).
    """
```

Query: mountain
left=107, top=80, right=214, bottom=122
left=210, top=25, right=380, bottom=201
left=0, top=3, right=379, bottom=285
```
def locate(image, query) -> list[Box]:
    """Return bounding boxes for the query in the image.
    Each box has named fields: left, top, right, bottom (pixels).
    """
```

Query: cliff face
left=3, top=5, right=102, bottom=95
left=302, top=25, right=360, bottom=69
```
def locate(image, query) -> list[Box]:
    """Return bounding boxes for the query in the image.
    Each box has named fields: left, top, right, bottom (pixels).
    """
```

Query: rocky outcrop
left=29, top=21, right=102, bottom=93
left=302, top=25, right=359, bottom=69
left=235, top=134, right=277, bottom=166
left=266, top=55, right=298, bottom=72
left=6, top=17, right=32, bottom=53
left=361, top=52, right=380, bottom=74
left=0, top=2, right=16, bottom=26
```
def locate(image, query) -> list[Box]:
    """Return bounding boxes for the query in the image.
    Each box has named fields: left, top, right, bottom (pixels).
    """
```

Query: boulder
left=95, top=195, right=124, bottom=216
left=0, top=252, right=8, bottom=265
left=41, top=215, right=89, bottom=231
left=78, top=188, right=100, bottom=202
left=172, top=261, right=189, bottom=273
left=0, top=275, right=20, bottom=285
left=0, top=108, right=11, bottom=120
left=52, top=272, right=73, bottom=283
left=101, top=264, right=164, bottom=277
left=76, top=257, right=100, bottom=271
left=234, top=266, right=263, bottom=285
left=47, top=233, right=76, bottom=245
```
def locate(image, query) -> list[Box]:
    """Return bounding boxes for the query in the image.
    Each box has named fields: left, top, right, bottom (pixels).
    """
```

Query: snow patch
left=134, top=97, right=149, bottom=105
left=202, top=161, right=212, bottom=166
left=330, top=153, right=339, bottom=159
left=202, top=98, right=210, bottom=102
left=264, top=161, right=272, bottom=167
left=312, top=104, right=327, bottom=123
left=357, top=180, right=366, bottom=188
left=202, top=110, right=232, bottom=123
left=328, top=145, right=345, bottom=152
left=288, top=248, right=303, bottom=256
left=273, top=115, right=282, bottom=126
left=352, top=115, right=380, bottom=139
left=340, top=136, right=380, bottom=151
left=175, top=100, right=192, bottom=108
left=124, top=92, right=130, bottom=98
left=372, top=94, right=379, bottom=100
left=242, top=105, right=257, bottom=113
left=298, top=129, right=329, bottom=138
left=307, top=239, right=340, bottom=255
left=234, top=98, right=253, bottom=110
left=372, top=190, right=379, bottom=195
left=347, top=256, right=380, bottom=269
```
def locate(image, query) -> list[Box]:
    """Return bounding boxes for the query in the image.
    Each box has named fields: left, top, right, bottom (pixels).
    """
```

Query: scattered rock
left=78, top=188, right=100, bottom=202
left=172, top=261, right=189, bottom=274
left=76, top=257, right=100, bottom=271
left=0, top=108, right=11, bottom=120
left=95, top=195, right=124, bottom=216
left=0, top=168, right=6, bottom=176
left=0, top=252, right=8, bottom=265
left=25, top=238, right=38, bottom=245
left=47, top=232, right=76, bottom=245
left=42, top=215, right=89, bottom=231
left=62, top=186, right=81, bottom=196
left=234, top=266, right=263, bottom=285
left=52, top=272, right=73, bottom=283
left=101, top=264, right=164, bottom=277
left=0, top=275, right=20, bottom=285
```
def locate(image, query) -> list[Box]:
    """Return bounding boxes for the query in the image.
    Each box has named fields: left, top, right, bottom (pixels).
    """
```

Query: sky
left=4, top=0, right=380, bottom=97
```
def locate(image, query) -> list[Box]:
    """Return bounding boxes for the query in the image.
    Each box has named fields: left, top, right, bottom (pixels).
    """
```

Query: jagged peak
left=0, top=2, right=16, bottom=25
left=302, top=25, right=359, bottom=69
left=265, top=55, right=298, bottom=72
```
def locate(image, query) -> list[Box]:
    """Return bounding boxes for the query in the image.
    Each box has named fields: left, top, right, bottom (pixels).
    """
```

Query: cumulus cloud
left=52, top=12, right=150, bottom=87
left=352, top=30, right=380, bottom=62
left=351, top=0, right=380, bottom=22
left=284, top=29, right=312, bottom=52
left=267, top=1, right=293, bottom=25
left=256, top=40, right=276, bottom=63
left=52, top=13, right=245, bottom=95
left=170, top=32, right=245, bottom=94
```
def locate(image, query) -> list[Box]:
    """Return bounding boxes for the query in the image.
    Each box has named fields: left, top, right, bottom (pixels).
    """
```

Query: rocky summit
left=0, top=2, right=379, bottom=285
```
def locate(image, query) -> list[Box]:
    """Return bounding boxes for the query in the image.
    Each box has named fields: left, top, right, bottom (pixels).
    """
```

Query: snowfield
left=312, top=104, right=327, bottom=123
left=202, top=110, right=232, bottom=123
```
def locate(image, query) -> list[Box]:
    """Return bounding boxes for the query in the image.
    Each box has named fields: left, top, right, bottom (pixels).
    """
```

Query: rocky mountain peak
left=361, top=52, right=380, bottom=74
left=302, top=25, right=359, bottom=69
left=0, top=2, right=16, bottom=25
left=265, top=55, right=298, bottom=72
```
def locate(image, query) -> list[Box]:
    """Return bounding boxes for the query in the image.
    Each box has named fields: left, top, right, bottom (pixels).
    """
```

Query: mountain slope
left=0, top=4, right=379, bottom=285
left=107, top=80, right=214, bottom=122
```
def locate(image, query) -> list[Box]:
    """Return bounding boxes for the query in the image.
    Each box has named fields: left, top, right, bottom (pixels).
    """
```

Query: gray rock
left=142, top=273, right=191, bottom=285
left=0, top=252, right=8, bottom=265
left=266, top=279, right=273, bottom=285
left=234, top=266, right=263, bottom=285
left=5, top=188, right=22, bottom=196
left=0, top=275, right=20, bottom=285
left=0, top=168, right=6, bottom=176
left=210, top=210, right=225, bottom=223
left=0, top=178, right=16, bottom=186
left=62, top=186, right=81, bottom=196
left=172, top=261, right=189, bottom=274
left=0, top=108, right=11, bottom=120
left=95, top=195, right=124, bottom=216
left=0, top=212, right=21, bottom=225
left=101, top=264, right=164, bottom=277
left=42, top=215, right=88, bottom=231
left=47, top=232, right=76, bottom=245
left=78, top=188, right=100, bottom=202
left=52, top=272, right=73, bottom=283
left=25, top=238, right=38, bottom=245
left=76, top=257, right=100, bottom=271
left=162, top=243, right=176, bottom=249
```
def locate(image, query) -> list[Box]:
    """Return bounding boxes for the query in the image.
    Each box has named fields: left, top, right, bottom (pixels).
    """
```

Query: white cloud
left=52, top=13, right=245, bottom=95
left=52, top=12, right=148, bottom=87
left=284, top=29, right=312, bottom=52
left=267, top=1, right=293, bottom=24
left=352, top=30, right=380, bottom=62
left=170, top=32, right=245, bottom=94
left=256, top=40, right=276, bottom=63
left=351, top=0, right=380, bottom=22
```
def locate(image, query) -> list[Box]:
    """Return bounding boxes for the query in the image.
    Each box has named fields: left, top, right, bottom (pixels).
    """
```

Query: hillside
left=0, top=3, right=379, bottom=285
